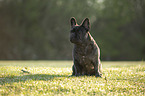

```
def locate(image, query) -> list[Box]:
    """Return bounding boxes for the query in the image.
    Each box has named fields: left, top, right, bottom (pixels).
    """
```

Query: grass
left=0, top=61, right=145, bottom=96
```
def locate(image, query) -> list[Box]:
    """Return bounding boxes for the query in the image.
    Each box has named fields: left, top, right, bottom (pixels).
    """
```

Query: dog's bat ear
left=81, top=18, right=90, bottom=31
left=70, top=17, right=77, bottom=28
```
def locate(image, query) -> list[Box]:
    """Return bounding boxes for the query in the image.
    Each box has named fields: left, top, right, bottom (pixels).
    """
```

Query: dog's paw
left=95, top=73, right=102, bottom=78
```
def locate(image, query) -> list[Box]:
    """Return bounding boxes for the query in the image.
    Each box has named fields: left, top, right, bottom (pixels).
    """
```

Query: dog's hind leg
left=94, top=60, right=102, bottom=77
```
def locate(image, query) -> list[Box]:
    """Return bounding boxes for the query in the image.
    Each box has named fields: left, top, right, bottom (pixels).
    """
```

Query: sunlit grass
left=0, top=61, right=145, bottom=96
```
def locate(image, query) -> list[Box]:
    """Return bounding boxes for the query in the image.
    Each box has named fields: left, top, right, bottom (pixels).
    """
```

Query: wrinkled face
left=70, top=17, right=90, bottom=44
left=70, top=26, right=87, bottom=44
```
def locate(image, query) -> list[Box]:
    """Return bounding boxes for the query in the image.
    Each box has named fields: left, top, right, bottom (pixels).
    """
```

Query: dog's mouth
left=70, top=38, right=82, bottom=44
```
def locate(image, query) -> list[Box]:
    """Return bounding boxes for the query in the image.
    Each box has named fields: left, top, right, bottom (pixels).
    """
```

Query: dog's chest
left=79, top=55, right=95, bottom=71
left=74, top=44, right=96, bottom=65
left=79, top=55, right=90, bottom=64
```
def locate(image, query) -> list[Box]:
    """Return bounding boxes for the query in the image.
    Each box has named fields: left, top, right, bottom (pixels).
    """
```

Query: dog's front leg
left=72, top=64, right=81, bottom=76
left=73, top=60, right=82, bottom=76
left=72, top=65, right=76, bottom=76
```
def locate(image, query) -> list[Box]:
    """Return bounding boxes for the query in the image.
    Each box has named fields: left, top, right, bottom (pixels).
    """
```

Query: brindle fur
left=70, top=17, right=102, bottom=77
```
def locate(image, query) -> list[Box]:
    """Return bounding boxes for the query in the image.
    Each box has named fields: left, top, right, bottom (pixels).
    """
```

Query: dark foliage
left=0, top=0, right=144, bottom=60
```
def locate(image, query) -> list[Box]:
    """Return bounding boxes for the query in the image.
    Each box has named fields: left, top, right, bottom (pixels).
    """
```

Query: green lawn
left=0, top=61, right=145, bottom=96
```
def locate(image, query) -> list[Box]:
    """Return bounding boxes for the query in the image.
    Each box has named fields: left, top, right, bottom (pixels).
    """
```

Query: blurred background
left=0, top=0, right=144, bottom=61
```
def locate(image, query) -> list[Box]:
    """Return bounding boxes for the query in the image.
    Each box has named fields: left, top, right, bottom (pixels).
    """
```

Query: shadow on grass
left=0, top=74, right=70, bottom=85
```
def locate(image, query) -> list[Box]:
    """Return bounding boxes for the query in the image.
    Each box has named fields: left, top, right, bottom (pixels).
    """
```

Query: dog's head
left=70, top=17, right=90, bottom=45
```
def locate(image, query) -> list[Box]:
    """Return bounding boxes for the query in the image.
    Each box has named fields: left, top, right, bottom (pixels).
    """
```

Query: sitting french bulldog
left=70, top=17, right=102, bottom=77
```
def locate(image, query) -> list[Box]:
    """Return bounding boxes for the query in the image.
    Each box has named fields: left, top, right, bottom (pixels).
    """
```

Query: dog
left=70, top=17, right=102, bottom=77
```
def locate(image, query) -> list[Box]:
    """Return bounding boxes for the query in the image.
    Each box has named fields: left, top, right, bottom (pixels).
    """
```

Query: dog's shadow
left=0, top=74, right=70, bottom=84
